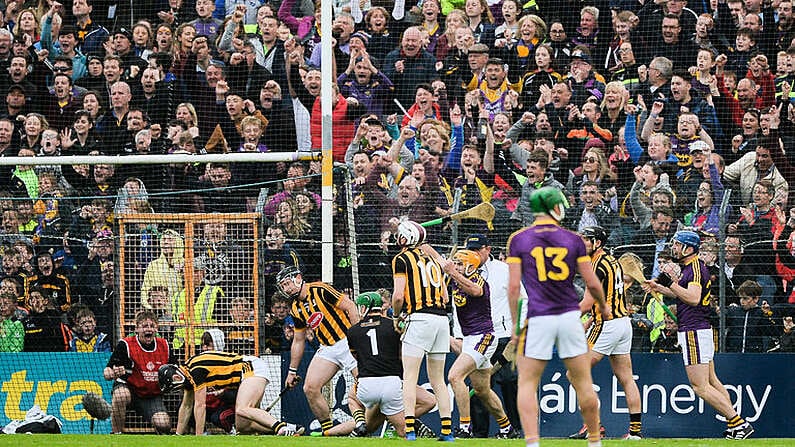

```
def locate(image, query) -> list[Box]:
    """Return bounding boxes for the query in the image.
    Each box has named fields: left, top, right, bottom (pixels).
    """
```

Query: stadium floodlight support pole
left=0, top=152, right=320, bottom=166
left=320, top=0, right=334, bottom=283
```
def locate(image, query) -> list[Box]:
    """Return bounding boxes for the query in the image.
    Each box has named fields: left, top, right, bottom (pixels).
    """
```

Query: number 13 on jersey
left=530, top=246, right=570, bottom=281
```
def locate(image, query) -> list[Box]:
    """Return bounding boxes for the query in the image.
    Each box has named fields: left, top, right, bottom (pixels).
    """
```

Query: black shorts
left=113, top=382, right=167, bottom=421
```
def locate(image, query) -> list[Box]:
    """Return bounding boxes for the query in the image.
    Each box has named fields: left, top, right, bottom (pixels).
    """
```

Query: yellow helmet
left=453, top=249, right=482, bottom=277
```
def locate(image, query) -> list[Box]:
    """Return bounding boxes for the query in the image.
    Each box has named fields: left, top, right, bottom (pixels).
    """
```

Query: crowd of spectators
left=1, top=0, right=795, bottom=355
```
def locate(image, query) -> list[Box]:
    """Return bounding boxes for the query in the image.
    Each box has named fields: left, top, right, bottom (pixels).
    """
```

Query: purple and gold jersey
left=452, top=271, right=494, bottom=336
left=675, top=257, right=712, bottom=332
left=506, top=222, right=589, bottom=317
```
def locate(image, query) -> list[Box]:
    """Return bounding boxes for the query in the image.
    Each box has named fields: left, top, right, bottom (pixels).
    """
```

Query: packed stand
left=0, top=0, right=795, bottom=354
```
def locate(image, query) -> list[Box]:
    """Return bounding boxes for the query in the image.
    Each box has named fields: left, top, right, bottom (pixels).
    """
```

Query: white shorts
left=521, top=310, right=588, bottom=360
left=589, top=317, right=633, bottom=356
left=356, top=376, right=404, bottom=416
left=462, top=333, right=498, bottom=370
left=678, top=329, right=715, bottom=366
left=402, top=313, right=450, bottom=355
left=243, top=355, right=270, bottom=382
left=315, top=338, right=358, bottom=372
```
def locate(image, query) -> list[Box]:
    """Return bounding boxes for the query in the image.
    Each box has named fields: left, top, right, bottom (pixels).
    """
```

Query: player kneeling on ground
left=159, top=351, right=304, bottom=436
left=347, top=291, right=437, bottom=438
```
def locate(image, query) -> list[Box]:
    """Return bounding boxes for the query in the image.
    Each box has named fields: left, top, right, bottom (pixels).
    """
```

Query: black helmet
left=158, top=364, right=185, bottom=393
left=275, top=265, right=303, bottom=298
left=580, top=226, right=608, bottom=246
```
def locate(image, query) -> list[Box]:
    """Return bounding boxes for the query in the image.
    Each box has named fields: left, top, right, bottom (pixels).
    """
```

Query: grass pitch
left=3, top=435, right=793, bottom=447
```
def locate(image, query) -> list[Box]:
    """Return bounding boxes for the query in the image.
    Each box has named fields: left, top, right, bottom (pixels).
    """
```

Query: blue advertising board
left=540, top=353, right=790, bottom=438
left=279, top=352, right=793, bottom=438
left=0, top=353, right=112, bottom=434
left=1, top=352, right=792, bottom=437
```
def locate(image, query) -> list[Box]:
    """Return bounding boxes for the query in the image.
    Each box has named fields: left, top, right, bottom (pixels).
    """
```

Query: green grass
left=4, top=436, right=793, bottom=447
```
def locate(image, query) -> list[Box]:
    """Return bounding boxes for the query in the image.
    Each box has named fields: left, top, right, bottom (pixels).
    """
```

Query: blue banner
left=0, top=353, right=112, bottom=434
left=281, top=352, right=795, bottom=439
left=541, top=353, right=790, bottom=438
left=1, top=352, right=792, bottom=437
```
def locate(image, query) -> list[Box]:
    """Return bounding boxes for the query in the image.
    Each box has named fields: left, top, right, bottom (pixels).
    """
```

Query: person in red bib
left=104, top=311, right=174, bottom=434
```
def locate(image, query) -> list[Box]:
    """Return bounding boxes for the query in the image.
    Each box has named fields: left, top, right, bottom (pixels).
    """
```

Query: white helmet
left=396, top=220, right=426, bottom=248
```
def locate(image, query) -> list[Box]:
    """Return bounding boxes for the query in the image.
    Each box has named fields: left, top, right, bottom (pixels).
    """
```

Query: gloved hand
left=656, top=272, right=673, bottom=288
left=393, top=312, right=408, bottom=334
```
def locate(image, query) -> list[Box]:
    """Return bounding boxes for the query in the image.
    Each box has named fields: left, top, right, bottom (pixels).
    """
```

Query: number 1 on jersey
left=366, top=328, right=378, bottom=355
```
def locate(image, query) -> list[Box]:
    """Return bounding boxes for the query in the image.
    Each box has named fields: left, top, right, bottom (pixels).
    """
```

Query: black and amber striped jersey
left=181, top=351, right=252, bottom=391
left=590, top=250, right=629, bottom=322
left=290, top=282, right=351, bottom=346
left=392, top=247, right=446, bottom=316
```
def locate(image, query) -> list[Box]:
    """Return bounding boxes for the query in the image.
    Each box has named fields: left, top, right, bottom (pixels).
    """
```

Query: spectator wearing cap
left=676, top=140, right=712, bottom=206
left=462, top=42, right=490, bottom=90
left=76, top=55, right=105, bottom=92
left=564, top=46, right=606, bottom=108
left=383, top=26, right=437, bottom=116
left=24, top=249, right=72, bottom=313
left=107, top=27, right=148, bottom=77
left=3, top=85, right=27, bottom=123
left=41, top=6, right=88, bottom=82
